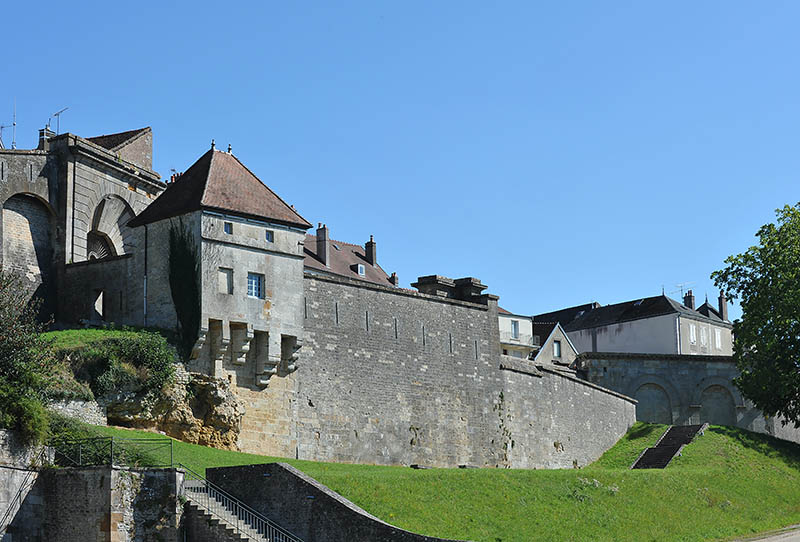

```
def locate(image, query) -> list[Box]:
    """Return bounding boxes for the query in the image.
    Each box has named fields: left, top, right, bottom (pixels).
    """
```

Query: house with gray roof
left=535, top=290, right=733, bottom=356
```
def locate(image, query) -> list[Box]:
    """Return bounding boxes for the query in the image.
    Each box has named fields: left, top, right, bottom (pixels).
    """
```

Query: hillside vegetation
left=55, top=421, right=800, bottom=542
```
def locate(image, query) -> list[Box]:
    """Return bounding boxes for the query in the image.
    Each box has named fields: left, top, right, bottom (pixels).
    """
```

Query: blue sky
left=5, top=2, right=799, bottom=320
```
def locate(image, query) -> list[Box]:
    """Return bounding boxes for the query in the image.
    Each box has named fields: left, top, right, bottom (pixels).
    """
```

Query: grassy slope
left=77, top=422, right=800, bottom=542
left=43, top=327, right=173, bottom=350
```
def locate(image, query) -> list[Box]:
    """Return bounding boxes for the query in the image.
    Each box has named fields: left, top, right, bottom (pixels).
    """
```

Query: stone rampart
left=576, top=352, right=800, bottom=443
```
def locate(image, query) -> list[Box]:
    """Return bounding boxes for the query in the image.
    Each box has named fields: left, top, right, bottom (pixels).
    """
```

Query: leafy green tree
left=0, top=269, right=54, bottom=442
left=712, top=203, right=800, bottom=426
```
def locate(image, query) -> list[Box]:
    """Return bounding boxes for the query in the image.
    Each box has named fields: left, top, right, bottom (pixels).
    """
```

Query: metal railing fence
left=179, top=463, right=303, bottom=542
left=48, top=436, right=173, bottom=468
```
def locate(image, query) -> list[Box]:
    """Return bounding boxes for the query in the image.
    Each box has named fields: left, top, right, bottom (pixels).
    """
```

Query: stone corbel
left=232, top=324, right=254, bottom=366
left=212, top=323, right=231, bottom=378
left=286, top=337, right=303, bottom=373
left=190, top=326, right=208, bottom=360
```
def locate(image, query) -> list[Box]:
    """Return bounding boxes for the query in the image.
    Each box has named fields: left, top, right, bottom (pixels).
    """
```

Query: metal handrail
left=178, top=463, right=304, bottom=542
left=48, top=436, right=174, bottom=468
left=0, top=448, right=48, bottom=534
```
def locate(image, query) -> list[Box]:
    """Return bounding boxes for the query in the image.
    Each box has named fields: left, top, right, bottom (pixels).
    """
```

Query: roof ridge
left=224, top=151, right=310, bottom=227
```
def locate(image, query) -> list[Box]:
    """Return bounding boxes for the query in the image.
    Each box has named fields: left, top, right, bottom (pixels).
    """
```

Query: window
left=265, top=230, right=274, bottom=243
left=218, top=267, right=233, bottom=294
left=700, top=327, right=708, bottom=347
left=511, top=320, right=520, bottom=339
left=715, top=328, right=722, bottom=349
left=223, top=222, right=233, bottom=234
left=357, top=263, right=365, bottom=276
left=554, top=340, right=562, bottom=358
left=247, top=273, right=264, bottom=298
left=689, top=324, right=697, bottom=345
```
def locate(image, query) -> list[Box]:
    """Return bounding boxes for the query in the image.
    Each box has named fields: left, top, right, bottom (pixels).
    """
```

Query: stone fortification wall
left=0, top=465, right=45, bottom=541
left=295, top=274, right=503, bottom=467
left=231, top=273, right=635, bottom=469
left=500, top=362, right=636, bottom=468
left=207, top=462, right=467, bottom=542
left=1, top=465, right=183, bottom=542
left=576, top=352, right=800, bottom=444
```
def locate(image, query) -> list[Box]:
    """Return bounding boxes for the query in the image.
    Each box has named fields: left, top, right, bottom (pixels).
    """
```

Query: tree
left=712, top=203, right=800, bottom=427
left=0, top=269, right=54, bottom=442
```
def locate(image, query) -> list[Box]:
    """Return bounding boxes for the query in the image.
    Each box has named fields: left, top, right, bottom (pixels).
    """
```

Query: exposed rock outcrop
left=101, top=367, right=245, bottom=450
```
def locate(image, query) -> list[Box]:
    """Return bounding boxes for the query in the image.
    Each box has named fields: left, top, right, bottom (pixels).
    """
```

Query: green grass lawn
left=43, top=326, right=176, bottom=350
left=62, top=422, right=800, bottom=542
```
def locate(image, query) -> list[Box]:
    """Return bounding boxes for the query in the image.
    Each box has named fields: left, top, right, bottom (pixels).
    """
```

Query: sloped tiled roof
left=696, top=301, right=722, bottom=321
left=87, top=127, right=150, bottom=151
left=498, top=307, right=512, bottom=315
left=537, top=295, right=730, bottom=331
left=304, top=234, right=393, bottom=287
left=534, top=302, right=600, bottom=327
left=129, top=149, right=311, bottom=229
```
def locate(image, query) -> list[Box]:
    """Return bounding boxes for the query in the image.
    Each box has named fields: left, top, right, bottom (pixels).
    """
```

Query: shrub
left=0, top=269, right=55, bottom=443
left=62, top=331, right=177, bottom=398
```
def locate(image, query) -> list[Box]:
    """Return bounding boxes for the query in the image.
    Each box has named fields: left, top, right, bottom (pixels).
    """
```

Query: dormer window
left=357, top=263, right=365, bottom=276
left=265, top=230, right=274, bottom=243
left=223, top=222, right=233, bottom=234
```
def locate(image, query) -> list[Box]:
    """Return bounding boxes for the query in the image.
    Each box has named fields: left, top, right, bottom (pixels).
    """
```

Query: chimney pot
left=718, top=291, right=729, bottom=321
left=316, top=223, right=329, bottom=267
left=365, top=235, right=377, bottom=266
left=683, top=289, right=696, bottom=310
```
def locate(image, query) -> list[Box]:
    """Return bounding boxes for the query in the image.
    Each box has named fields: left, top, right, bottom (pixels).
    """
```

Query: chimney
left=365, top=235, right=376, bottom=266
left=389, top=272, right=399, bottom=286
left=718, top=291, right=728, bottom=321
left=316, top=223, right=329, bottom=267
left=683, top=289, right=695, bottom=310
left=37, top=127, right=55, bottom=151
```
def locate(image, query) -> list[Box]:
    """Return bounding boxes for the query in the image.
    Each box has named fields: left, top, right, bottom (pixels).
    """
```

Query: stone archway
left=2, top=193, right=57, bottom=317
left=90, top=195, right=136, bottom=257
left=634, top=383, right=674, bottom=424
left=699, top=385, right=737, bottom=426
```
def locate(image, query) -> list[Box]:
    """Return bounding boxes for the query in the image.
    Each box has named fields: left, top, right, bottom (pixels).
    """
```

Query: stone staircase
left=631, top=424, right=708, bottom=469
left=182, top=472, right=303, bottom=542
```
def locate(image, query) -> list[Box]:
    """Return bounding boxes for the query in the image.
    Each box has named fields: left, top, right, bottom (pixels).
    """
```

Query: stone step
left=185, top=487, right=268, bottom=541
left=187, top=503, right=250, bottom=541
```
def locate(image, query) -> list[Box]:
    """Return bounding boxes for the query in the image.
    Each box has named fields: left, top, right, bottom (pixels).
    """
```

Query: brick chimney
left=37, top=127, right=55, bottom=151
left=389, top=272, right=399, bottom=286
left=316, top=223, right=329, bottom=267
left=683, top=290, right=695, bottom=310
left=718, top=291, right=728, bottom=321
left=365, top=235, right=376, bottom=266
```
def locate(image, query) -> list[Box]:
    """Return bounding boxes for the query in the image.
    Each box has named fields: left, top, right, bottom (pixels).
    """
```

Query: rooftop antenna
left=0, top=124, right=10, bottom=149
left=669, top=282, right=694, bottom=298
left=50, top=107, right=68, bottom=135
left=11, top=98, right=17, bottom=150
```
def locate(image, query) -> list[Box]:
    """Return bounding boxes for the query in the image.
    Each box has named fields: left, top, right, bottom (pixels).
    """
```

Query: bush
left=0, top=269, right=55, bottom=443
left=63, top=331, right=177, bottom=398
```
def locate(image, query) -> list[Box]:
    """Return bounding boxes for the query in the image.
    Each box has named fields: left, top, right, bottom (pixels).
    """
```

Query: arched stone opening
left=634, top=383, right=673, bottom=424
left=699, top=385, right=737, bottom=426
left=1, top=193, right=56, bottom=317
left=90, top=195, right=136, bottom=257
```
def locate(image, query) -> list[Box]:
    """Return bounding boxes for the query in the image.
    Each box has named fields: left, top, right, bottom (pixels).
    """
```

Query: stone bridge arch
left=627, top=374, right=683, bottom=425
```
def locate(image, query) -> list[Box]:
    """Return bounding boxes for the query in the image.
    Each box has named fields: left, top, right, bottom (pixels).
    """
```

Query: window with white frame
left=357, top=263, right=365, bottom=276
left=700, top=326, right=708, bottom=347
left=554, top=340, right=562, bottom=358
left=218, top=267, right=233, bottom=294
left=511, top=320, right=519, bottom=339
left=247, top=273, right=264, bottom=298
left=223, top=222, right=233, bottom=234
left=265, top=230, right=274, bottom=243
left=715, top=328, right=722, bottom=349
left=689, top=323, right=697, bottom=345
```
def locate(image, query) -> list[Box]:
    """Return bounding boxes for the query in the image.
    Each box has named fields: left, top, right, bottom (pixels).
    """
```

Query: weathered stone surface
left=101, top=368, right=245, bottom=450
left=47, top=399, right=107, bottom=426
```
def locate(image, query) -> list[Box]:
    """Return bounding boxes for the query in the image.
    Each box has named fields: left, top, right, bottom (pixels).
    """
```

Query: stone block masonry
left=229, top=272, right=636, bottom=469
